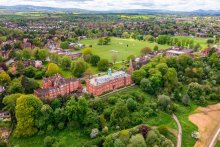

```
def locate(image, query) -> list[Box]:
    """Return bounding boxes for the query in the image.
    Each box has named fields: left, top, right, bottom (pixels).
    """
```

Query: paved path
left=208, top=124, right=220, bottom=147
left=172, top=114, right=182, bottom=147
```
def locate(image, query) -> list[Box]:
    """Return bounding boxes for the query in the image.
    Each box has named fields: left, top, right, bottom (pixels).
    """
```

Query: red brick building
left=86, top=70, right=133, bottom=96
left=34, top=74, right=82, bottom=100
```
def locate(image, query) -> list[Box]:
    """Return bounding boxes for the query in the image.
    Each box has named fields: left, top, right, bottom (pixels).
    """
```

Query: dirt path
left=173, top=114, right=182, bottom=147
left=208, top=124, right=220, bottom=147
left=189, top=103, right=220, bottom=147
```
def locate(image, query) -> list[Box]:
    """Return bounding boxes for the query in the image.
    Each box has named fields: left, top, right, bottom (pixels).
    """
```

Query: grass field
left=10, top=129, right=89, bottom=147
left=80, top=37, right=170, bottom=61
left=174, top=36, right=211, bottom=49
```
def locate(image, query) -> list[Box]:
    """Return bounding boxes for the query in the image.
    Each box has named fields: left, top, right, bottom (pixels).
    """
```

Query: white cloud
left=0, top=0, right=220, bottom=11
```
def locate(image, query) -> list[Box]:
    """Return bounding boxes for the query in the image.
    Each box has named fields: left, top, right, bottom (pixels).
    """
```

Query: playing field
left=80, top=37, right=169, bottom=61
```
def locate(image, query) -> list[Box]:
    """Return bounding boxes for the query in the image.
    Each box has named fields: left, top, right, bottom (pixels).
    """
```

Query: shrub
left=90, top=128, right=99, bottom=139
left=84, top=137, right=104, bottom=147
left=46, top=125, right=54, bottom=134
left=44, top=136, right=56, bottom=147
left=126, top=98, right=137, bottom=112
left=114, top=139, right=126, bottom=147
left=58, top=122, right=64, bottom=130
left=102, top=126, right=109, bottom=135
left=119, top=130, right=130, bottom=144
left=129, top=134, right=146, bottom=147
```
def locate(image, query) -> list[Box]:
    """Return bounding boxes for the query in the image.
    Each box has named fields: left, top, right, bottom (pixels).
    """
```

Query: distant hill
left=0, top=5, right=220, bottom=15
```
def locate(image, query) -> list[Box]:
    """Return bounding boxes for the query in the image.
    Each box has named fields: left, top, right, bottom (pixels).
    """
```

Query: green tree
left=132, top=69, right=146, bottom=84
left=129, top=134, right=146, bottom=147
left=126, top=98, right=137, bottom=112
left=21, top=76, right=40, bottom=94
left=16, top=61, right=25, bottom=75
left=157, top=95, right=171, bottom=112
left=3, top=94, right=22, bottom=121
left=0, top=71, right=11, bottom=85
left=38, top=49, right=48, bottom=61
left=60, top=41, right=69, bottom=49
left=71, top=59, right=87, bottom=77
left=97, top=59, right=109, bottom=71
left=61, top=56, right=71, bottom=70
left=90, top=55, right=100, bottom=66
left=46, top=63, right=60, bottom=76
left=140, top=47, right=152, bottom=56
left=187, top=82, right=203, bottom=101
left=110, top=101, right=129, bottom=129
left=15, top=95, right=43, bottom=137
left=24, top=66, right=36, bottom=78
left=22, top=48, right=32, bottom=60
left=9, top=79, right=24, bottom=94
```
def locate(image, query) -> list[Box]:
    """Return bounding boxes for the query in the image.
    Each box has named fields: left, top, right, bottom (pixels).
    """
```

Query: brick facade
left=86, top=71, right=133, bottom=96
left=34, top=74, right=82, bottom=100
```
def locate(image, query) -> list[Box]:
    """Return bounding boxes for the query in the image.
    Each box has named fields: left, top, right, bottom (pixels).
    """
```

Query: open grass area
left=174, top=36, right=211, bottom=49
left=10, top=129, right=89, bottom=147
left=80, top=37, right=170, bottom=61
left=175, top=102, right=198, bottom=147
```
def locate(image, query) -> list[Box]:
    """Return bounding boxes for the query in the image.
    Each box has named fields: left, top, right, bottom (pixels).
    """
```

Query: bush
left=34, top=71, right=44, bottom=79
left=119, top=130, right=130, bottom=144
left=129, top=134, right=146, bottom=147
left=126, top=98, right=137, bottom=112
left=84, top=137, right=104, bottom=147
left=46, top=125, right=54, bottom=134
left=58, top=122, right=64, bottom=130
left=90, top=128, right=99, bottom=139
left=44, top=136, right=56, bottom=147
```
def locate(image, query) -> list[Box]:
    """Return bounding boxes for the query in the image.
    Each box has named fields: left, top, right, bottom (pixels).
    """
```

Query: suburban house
left=34, top=74, right=82, bottom=100
left=0, top=111, right=11, bottom=121
left=86, top=69, right=133, bottom=96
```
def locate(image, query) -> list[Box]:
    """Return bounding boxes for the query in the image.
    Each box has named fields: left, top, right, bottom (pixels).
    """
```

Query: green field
left=174, top=36, right=211, bottom=49
left=80, top=37, right=170, bottom=61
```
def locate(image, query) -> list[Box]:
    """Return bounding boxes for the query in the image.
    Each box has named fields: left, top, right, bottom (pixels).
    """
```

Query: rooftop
left=89, top=71, right=130, bottom=86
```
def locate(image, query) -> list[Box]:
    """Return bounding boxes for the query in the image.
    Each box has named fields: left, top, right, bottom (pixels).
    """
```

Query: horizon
left=0, top=0, right=220, bottom=11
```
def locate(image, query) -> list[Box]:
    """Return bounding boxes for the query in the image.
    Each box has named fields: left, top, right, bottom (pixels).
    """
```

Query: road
left=173, top=114, right=182, bottom=147
left=208, top=124, right=220, bottom=147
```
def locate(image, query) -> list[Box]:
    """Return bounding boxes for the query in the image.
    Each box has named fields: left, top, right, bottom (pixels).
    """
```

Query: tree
left=36, top=104, right=53, bottom=130
left=0, top=71, right=11, bottom=85
left=65, top=97, right=89, bottom=126
left=9, top=79, right=24, bottom=94
left=153, top=45, right=159, bottom=51
left=157, top=95, right=171, bottom=112
left=22, top=48, right=32, bottom=60
left=126, top=98, right=137, bottom=112
left=97, top=59, right=109, bottom=71
left=122, top=32, right=130, bottom=38
left=71, top=59, right=87, bottom=77
left=24, top=66, right=36, bottom=78
left=163, top=68, right=178, bottom=93
left=0, top=55, right=3, bottom=62
left=140, top=78, right=154, bottom=95
left=129, top=134, right=146, bottom=147
left=16, top=61, right=25, bottom=75
left=98, top=37, right=104, bottom=45
left=38, top=49, right=48, bottom=61
left=21, top=76, right=40, bottom=94
left=60, top=41, right=69, bottom=49
left=156, top=63, right=168, bottom=75
left=110, top=101, right=129, bottom=129
left=15, top=95, right=43, bottom=137
left=140, top=47, right=152, bottom=56
left=46, top=63, right=60, bottom=76
left=61, top=56, right=71, bottom=70
left=90, top=55, right=100, bottom=66
left=82, top=48, right=92, bottom=59
left=127, top=55, right=135, bottom=62
left=83, top=110, right=99, bottom=129
left=3, top=94, right=22, bottom=121
left=132, top=69, right=146, bottom=84
left=32, top=38, right=44, bottom=48
left=187, top=82, right=203, bottom=101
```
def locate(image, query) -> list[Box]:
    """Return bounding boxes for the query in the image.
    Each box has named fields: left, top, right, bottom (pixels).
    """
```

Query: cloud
left=0, top=0, right=220, bottom=11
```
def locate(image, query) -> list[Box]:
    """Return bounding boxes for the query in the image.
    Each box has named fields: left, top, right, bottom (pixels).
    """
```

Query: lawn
left=80, top=37, right=170, bottom=61
left=10, top=129, right=90, bottom=147
left=175, top=102, right=198, bottom=147
left=174, top=36, right=211, bottom=49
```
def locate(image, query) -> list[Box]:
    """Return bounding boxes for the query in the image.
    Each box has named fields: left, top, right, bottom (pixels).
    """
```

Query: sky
left=0, top=0, right=220, bottom=11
